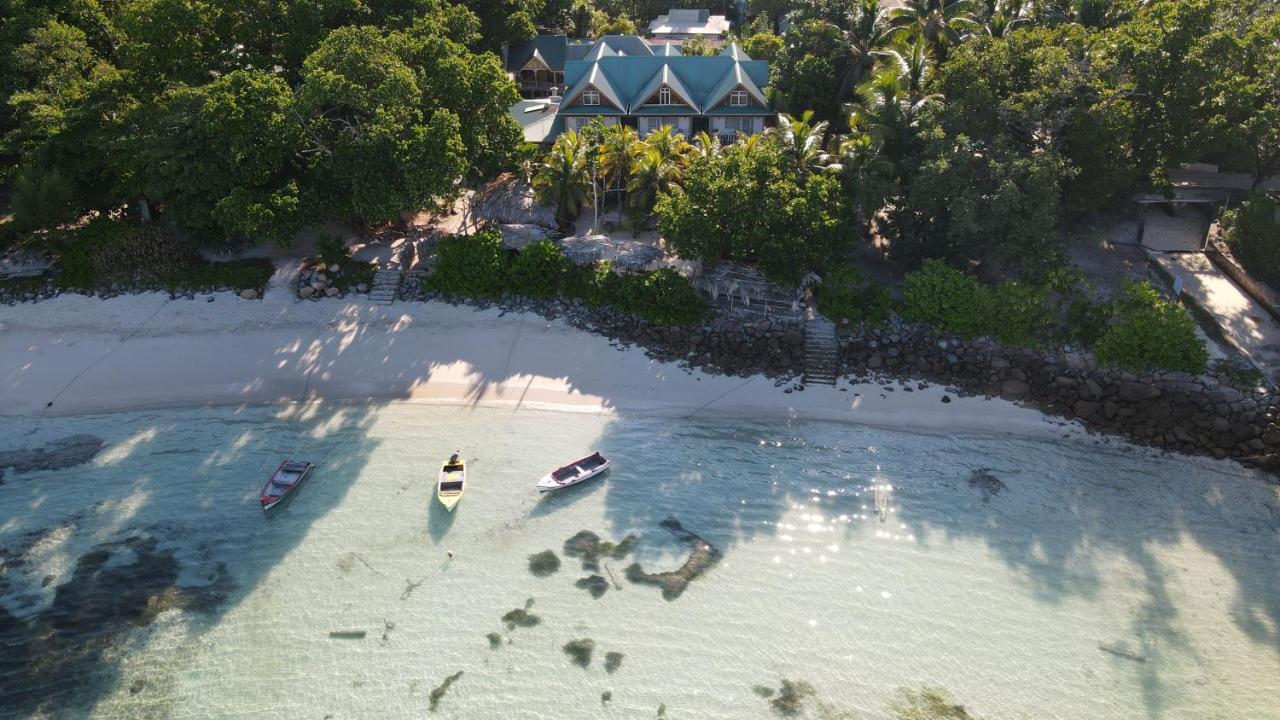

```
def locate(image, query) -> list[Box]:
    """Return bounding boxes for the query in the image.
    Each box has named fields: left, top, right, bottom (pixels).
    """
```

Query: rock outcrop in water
left=562, top=638, right=595, bottom=667
left=502, top=598, right=540, bottom=630
left=428, top=671, right=463, bottom=712
left=528, top=550, right=561, bottom=577
left=625, top=518, right=721, bottom=600
left=754, top=679, right=816, bottom=717
left=0, top=434, right=104, bottom=483
left=563, top=530, right=637, bottom=571
left=967, top=469, right=1007, bottom=501
left=0, top=531, right=232, bottom=717
left=575, top=575, right=609, bottom=599
left=887, top=686, right=978, bottom=719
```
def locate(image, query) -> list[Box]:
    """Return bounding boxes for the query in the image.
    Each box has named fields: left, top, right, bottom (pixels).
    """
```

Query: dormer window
left=729, top=90, right=748, bottom=107
left=583, top=90, right=600, bottom=106
left=659, top=87, right=672, bottom=105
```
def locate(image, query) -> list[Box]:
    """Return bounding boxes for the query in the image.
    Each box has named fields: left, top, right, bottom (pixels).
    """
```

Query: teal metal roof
left=561, top=53, right=770, bottom=115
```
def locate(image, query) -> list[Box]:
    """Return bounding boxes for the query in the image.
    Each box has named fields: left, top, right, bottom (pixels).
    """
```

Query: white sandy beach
left=0, top=285, right=1062, bottom=435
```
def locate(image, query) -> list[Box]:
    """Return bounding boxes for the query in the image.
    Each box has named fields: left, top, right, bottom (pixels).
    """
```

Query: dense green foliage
left=49, top=218, right=272, bottom=291
left=1222, top=193, right=1280, bottom=287
left=902, top=260, right=1051, bottom=346
left=427, top=229, right=704, bottom=325
left=656, top=136, right=850, bottom=283
left=889, top=130, right=1068, bottom=279
left=508, top=240, right=573, bottom=298
left=901, top=261, right=1207, bottom=370
left=428, top=230, right=511, bottom=298
left=1095, top=281, right=1209, bottom=373
left=1, top=0, right=522, bottom=245
left=816, top=264, right=892, bottom=326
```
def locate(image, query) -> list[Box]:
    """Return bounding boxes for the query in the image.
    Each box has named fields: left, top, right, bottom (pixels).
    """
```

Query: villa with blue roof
left=506, top=35, right=773, bottom=147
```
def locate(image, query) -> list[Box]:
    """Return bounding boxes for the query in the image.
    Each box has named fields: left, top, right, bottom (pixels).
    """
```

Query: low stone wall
left=463, top=294, right=1276, bottom=469
left=836, top=324, right=1280, bottom=468
left=435, top=293, right=1279, bottom=470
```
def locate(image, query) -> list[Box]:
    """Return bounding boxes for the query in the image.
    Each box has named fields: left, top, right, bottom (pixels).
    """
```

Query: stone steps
left=804, top=316, right=840, bottom=386
left=369, top=266, right=401, bottom=306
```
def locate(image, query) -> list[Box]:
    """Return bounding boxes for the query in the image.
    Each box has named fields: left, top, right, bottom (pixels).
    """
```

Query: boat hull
left=261, top=461, right=313, bottom=511
left=537, top=453, right=609, bottom=492
left=437, top=459, right=466, bottom=511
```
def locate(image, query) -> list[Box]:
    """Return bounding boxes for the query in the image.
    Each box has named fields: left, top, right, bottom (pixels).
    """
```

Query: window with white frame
left=658, top=87, right=672, bottom=105
left=643, top=117, right=687, bottom=135
left=583, top=89, right=600, bottom=106
left=729, top=90, right=749, bottom=107
left=719, top=117, right=756, bottom=133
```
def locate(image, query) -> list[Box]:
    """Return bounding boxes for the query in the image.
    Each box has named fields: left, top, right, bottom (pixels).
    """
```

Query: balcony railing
left=717, top=132, right=739, bottom=146
left=519, top=81, right=565, bottom=98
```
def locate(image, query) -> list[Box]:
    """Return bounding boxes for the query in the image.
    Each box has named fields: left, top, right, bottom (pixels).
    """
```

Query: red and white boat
left=536, top=452, right=609, bottom=493
left=261, top=460, right=314, bottom=511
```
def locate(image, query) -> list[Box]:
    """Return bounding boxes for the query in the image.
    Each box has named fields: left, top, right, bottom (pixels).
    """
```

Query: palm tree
left=533, top=130, right=591, bottom=230
left=846, top=61, right=942, bottom=135
left=768, top=110, right=832, bottom=177
left=975, top=0, right=1033, bottom=37
left=596, top=124, right=640, bottom=210
left=639, top=126, right=694, bottom=169
left=828, top=130, right=896, bottom=235
left=625, top=142, right=686, bottom=230
left=829, top=0, right=900, bottom=112
left=843, top=62, right=941, bottom=166
left=887, top=0, right=981, bottom=62
left=691, top=130, right=721, bottom=159
left=879, top=35, right=938, bottom=101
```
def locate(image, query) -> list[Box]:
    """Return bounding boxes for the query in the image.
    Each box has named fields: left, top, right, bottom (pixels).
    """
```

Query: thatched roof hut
left=472, top=174, right=557, bottom=229
left=499, top=224, right=553, bottom=250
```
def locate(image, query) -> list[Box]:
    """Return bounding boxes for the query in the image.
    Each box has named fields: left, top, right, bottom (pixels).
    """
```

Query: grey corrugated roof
left=507, top=35, right=569, bottom=72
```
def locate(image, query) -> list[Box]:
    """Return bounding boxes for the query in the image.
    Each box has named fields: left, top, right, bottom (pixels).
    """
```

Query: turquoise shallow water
left=1, top=403, right=1278, bottom=719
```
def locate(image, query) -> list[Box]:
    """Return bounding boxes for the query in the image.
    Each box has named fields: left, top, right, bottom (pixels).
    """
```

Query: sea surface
left=1, top=403, right=1278, bottom=719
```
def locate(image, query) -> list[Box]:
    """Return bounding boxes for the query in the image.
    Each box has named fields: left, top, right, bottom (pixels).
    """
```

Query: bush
left=426, top=232, right=703, bottom=326
left=507, top=240, right=571, bottom=298
left=564, top=261, right=619, bottom=308
left=902, top=260, right=1051, bottom=345
left=428, top=229, right=509, bottom=297
left=1095, top=281, right=1208, bottom=373
left=614, top=268, right=705, bottom=326
left=1222, top=192, right=1280, bottom=287
left=91, top=224, right=197, bottom=284
left=316, top=234, right=348, bottom=267
left=54, top=218, right=132, bottom=289
left=179, top=259, right=274, bottom=291
left=816, top=265, right=892, bottom=326
left=902, top=260, right=987, bottom=336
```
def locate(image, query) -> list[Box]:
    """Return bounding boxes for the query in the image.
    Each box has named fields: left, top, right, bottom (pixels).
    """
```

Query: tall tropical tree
left=534, top=130, right=591, bottom=229
left=829, top=130, right=896, bottom=234
left=640, top=126, right=694, bottom=170
left=881, top=35, right=938, bottom=99
left=768, top=110, right=832, bottom=177
left=626, top=132, right=689, bottom=230
left=844, top=62, right=940, bottom=164
left=596, top=123, right=640, bottom=207
left=691, top=130, right=722, bottom=159
left=887, top=0, right=981, bottom=62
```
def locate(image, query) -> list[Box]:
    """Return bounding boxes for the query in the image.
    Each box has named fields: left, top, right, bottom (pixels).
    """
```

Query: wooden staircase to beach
left=369, top=265, right=401, bottom=306
left=803, top=316, right=840, bottom=386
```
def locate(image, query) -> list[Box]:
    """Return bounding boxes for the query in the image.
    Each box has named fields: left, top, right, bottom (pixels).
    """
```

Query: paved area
left=1153, top=252, right=1280, bottom=381
left=1142, top=206, right=1208, bottom=252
